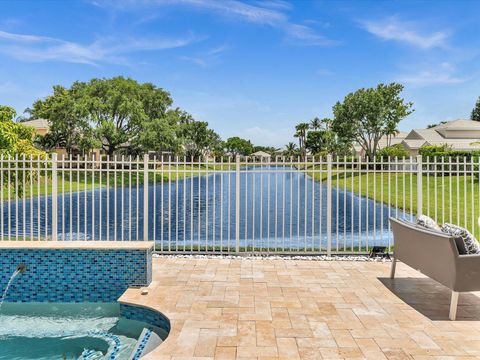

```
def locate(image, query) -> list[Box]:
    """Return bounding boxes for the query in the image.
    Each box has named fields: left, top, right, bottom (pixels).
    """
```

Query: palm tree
left=385, top=122, right=399, bottom=147
left=294, top=122, right=309, bottom=161
left=321, top=117, right=332, bottom=131
left=284, top=142, right=298, bottom=157
left=310, top=117, right=321, bottom=131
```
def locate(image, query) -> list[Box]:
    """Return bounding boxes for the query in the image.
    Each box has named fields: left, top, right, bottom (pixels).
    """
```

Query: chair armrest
left=454, top=254, right=480, bottom=292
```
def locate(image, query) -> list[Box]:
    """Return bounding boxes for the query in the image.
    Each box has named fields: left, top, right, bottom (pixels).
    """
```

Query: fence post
left=416, top=155, right=423, bottom=218
left=235, top=155, right=241, bottom=253
left=143, top=154, right=149, bottom=242
left=51, top=153, right=58, bottom=241
left=326, top=155, right=332, bottom=256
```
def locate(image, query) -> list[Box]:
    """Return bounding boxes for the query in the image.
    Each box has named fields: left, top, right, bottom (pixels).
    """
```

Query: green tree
left=332, top=83, right=413, bottom=159
left=305, top=117, right=338, bottom=155
left=180, top=121, right=222, bottom=160
left=30, top=77, right=222, bottom=157
left=284, top=142, right=298, bottom=157
left=76, top=77, right=173, bottom=155
left=0, top=105, right=47, bottom=196
left=310, top=117, right=321, bottom=130
left=1, top=106, right=37, bottom=154
left=305, top=131, right=324, bottom=154
left=294, top=122, right=309, bottom=160
left=31, top=77, right=188, bottom=156
left=225, top=136, right=254, bottom=156
left=30, top=85, right=97, bottom=156
left=471, top=97, right=480, bottom=121
left=34, top=132, right=65, bottom=152
left=132, top=109, right=183, bottom=156
left=384, top=122, right=399, bottom=147
left=377, top=144, right=410, bottom=159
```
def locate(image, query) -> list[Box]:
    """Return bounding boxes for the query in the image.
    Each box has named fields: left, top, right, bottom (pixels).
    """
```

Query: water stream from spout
left=0, top=269, right=20, bottom=313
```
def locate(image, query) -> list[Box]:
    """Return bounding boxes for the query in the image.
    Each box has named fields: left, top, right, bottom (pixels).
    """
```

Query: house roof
left=402, top=139, right=429, bottom=149
left=432, top=119, right=480, bottom=131
left=404, top=120, right=480, bottom=145
left=251, top=151, right=271, bottom=157
left=20, top=118, right=49, bottom=129
left=406, top=128, right=445, bottom=141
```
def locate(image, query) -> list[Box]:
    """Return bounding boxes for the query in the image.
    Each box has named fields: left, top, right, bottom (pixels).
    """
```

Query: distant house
left=250, top=151, right=272, bottom=160
left=354, top=120, right=480, bottom=157
left=21, top=118, right=50, bottom=137
left=401, top=119, right=480, bottom=156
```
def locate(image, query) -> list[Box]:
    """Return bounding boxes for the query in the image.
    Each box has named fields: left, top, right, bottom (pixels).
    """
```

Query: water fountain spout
left=16, top=263, right=27, bottom=274
left=0, top=264, right=27, bottom=312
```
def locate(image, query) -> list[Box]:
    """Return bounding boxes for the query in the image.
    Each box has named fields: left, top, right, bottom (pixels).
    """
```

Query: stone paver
left=119, top=258, right=480, bottom=359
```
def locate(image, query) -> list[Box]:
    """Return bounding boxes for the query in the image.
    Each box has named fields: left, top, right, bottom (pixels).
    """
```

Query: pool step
left=129, top=328, right=163, bottom=360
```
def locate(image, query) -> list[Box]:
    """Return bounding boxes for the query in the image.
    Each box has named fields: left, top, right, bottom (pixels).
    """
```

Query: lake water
left=1, top=167, right=409, bottom=251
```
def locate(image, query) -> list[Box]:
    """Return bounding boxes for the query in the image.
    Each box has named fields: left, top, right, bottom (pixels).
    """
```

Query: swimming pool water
left=0, top=302, right=155, bottom=360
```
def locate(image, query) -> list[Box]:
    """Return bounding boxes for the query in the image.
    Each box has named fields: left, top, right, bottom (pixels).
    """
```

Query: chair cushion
left=416, top=215, right=441, bottom=232
left=441, top=223, right=480, bottom=255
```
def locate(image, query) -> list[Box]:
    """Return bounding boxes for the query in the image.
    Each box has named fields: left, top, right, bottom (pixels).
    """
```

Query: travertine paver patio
left=119, top=257, right=480, bottom=359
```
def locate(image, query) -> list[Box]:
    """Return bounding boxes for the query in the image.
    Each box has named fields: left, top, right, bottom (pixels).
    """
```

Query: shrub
left=377, top=144, right=410, bottom=159
left=419, top=145, right=480, bottom=161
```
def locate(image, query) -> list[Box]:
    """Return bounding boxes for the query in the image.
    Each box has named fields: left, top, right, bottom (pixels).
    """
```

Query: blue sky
left=1, top=0, right=479, bottom=147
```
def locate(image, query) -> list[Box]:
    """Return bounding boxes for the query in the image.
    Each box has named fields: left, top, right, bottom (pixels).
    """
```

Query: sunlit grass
left=307, top=168, right=480, bottom=235
left=0, top=163, right=234, bottom=201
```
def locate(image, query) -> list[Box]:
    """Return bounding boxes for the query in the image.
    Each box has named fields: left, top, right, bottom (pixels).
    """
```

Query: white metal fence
left=1, top=154, right=479, bottom=254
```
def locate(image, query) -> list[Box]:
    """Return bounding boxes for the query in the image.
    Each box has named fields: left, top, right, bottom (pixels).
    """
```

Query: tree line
left=13, top=76, right=282, bottom=159
left=289, top=83, right=414, bottom=160
left=24, top=76, right=223, bottom=160
left=3, top=78, right=480, bottom=162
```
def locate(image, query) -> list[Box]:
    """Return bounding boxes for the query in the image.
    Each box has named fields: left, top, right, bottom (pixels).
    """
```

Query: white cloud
left=396, top=62, right=466, bottom=86
left=178, top=45, right=229, bottom=67
left=93, top=0, right=335, bottom=46
left=361, top=16, right=448, bottom=49
left=252, top=0, right=293, bottom=11
left=178, top=0, right=286, bottom=25
left=0, top=29, right=200, bottom=65
left=0, top=30, right=58, bottom=43
left=284, top=23, right=334, bottom=46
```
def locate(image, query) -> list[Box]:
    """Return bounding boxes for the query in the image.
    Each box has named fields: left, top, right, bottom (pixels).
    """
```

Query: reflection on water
left=1, top=167, right=410, bottom=250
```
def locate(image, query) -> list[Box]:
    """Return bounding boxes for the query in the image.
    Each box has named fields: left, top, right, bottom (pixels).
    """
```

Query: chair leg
left=390, top=257, right=397, bottom=279
left=449, top=291, right=459, bottom=321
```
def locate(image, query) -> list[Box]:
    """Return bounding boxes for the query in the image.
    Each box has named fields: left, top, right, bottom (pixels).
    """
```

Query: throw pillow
left=416, top=214, right=441, bottom=232
left=441, top=223, right=480, bottom=255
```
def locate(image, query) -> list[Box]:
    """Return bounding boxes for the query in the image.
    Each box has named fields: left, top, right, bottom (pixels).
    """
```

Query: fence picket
left=1, top=154, right=479, bottom=254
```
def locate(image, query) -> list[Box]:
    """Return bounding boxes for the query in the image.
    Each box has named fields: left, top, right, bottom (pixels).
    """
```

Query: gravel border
left=152, top=254, right=391, bottom=262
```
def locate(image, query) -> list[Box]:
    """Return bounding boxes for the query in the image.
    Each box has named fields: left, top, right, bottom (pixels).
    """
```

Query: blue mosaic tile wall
left=120, top=303, right=170, bottom=333
left=0, top=248, right=152, bottom=302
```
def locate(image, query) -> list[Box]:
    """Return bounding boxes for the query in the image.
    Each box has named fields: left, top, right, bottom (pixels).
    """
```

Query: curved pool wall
left=0, top=302, right=168, bottom=360
left=120, top=303, right=170, bottom=334
left=120, top=303, right=171, bottom=359
left=1, top=168, right=410, bottom=249
left=0, top=245, right=152, bottom=302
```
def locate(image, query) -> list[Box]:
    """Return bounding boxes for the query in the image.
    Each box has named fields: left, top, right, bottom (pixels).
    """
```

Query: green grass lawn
left=308, top=168, right=480, bottom=235
left=1, top=163, right=233, bottom=201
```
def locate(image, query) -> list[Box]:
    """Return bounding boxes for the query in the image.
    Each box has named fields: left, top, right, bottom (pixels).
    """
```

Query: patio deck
left=120, top=257, right=480, bottom=359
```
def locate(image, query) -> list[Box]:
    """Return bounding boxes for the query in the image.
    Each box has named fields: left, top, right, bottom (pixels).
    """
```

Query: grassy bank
left=309, top=169, right=480, bottom=235
left=1, top=163, right=232, bottom=201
